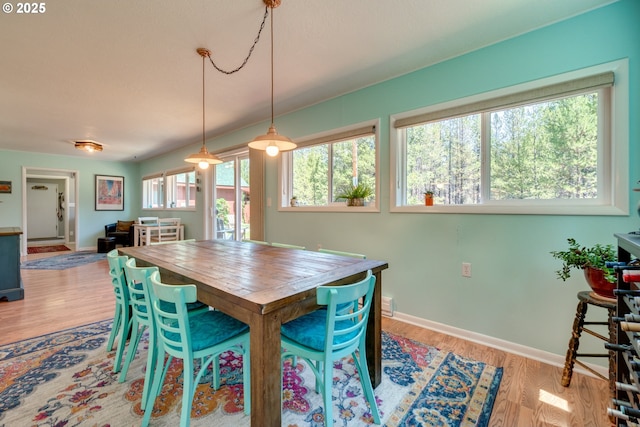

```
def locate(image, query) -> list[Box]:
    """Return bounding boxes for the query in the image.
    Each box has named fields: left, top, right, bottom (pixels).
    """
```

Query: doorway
left=26, top=182, right=59, bottom=239
left=22, top=167, right=79, bottom=256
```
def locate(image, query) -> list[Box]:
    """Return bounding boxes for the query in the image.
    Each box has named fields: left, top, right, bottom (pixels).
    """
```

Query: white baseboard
left=391, top=311, right=607, bottom=380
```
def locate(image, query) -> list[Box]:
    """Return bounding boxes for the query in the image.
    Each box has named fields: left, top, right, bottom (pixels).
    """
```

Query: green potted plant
left=550, top=238, right=617, bottom=299
left=336, top=183, right=373, bottom=206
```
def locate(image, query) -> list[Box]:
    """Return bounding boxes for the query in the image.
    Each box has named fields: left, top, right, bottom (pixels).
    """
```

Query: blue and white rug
left=21, top=251, right=107, bottom=270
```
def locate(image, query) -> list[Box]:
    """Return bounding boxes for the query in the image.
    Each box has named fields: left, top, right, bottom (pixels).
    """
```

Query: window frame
left=390, top=60, right=629, bottom=215
left=279, top=120, right=381, bottom=213
left=141, top=166, right=198, bottom=212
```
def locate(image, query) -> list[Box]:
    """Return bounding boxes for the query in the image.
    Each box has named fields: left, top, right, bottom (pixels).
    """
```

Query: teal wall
left=0, top=150, right=139, bottom=249
left=2, top=0, right=637, bottom=360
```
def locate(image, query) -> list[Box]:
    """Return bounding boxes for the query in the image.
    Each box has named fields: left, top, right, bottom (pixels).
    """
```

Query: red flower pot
left=584, top=267, right=616, bottom=299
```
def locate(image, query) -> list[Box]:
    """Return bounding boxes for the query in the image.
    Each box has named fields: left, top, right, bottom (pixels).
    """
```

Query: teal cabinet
left=0, top=227, right=24, bottom=301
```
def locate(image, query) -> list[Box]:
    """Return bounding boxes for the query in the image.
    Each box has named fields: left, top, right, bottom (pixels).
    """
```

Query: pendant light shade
left=184, top=144, right=220, bottom=170
left=248, top=1, right=295, bottom=157
left=185, top=48, right=222, bottom=169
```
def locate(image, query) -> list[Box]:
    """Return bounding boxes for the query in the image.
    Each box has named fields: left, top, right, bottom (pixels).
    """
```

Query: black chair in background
left=105, top=220, right=135, bottom=247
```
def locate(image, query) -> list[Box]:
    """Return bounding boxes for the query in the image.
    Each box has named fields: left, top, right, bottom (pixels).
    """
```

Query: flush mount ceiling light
left=184, top=48, right=223, bottom=170
left=74, top=140, right=103, bottom=153
left=248, top=0, right=296, bottom=157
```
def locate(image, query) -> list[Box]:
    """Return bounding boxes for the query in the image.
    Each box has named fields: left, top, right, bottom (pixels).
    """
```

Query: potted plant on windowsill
left=336, top=183, right=373, bottom=207
left=424, top=191, right=434, bottom=206
left=550, top=238, right=617, bottom=300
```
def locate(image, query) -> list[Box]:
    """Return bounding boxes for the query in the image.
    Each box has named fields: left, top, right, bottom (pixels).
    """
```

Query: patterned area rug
left=0, top=320, right=502, bottom=426
left=20, top=251, right=106, bottom=270
left=26, top=245, right=70, bottom=254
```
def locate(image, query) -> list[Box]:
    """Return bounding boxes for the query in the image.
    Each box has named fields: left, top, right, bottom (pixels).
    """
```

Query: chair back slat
left=271, top=242, right=306, bottom=250
left=317, top=271, right=375, bottom=356
left=124, top=258, right=158, bottom=325
left=318, top=248, right=366, bottom=259
left=107, top=249, right=129, bottom=305
left=149, top=271, right=196, bottom=358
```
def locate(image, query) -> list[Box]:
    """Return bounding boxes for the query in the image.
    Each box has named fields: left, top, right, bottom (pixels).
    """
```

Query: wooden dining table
left=119, top=239, right=388, bottom=426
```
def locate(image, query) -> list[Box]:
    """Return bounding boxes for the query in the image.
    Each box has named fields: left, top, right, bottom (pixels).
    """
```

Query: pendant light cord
left=270, top=5, right=275, bottom=126
left=205, top=6, right=270, bottom=75
left=202, top=52, right=206, bottom=148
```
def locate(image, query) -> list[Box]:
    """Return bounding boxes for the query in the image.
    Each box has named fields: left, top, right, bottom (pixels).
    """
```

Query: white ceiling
left=0, top=0, right=616, bottom=162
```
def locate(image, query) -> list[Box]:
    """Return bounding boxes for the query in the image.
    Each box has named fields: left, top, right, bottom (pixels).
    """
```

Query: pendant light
left=248, top=0, right=296, bottom=157
left=184, top=48, right=222, bottom=169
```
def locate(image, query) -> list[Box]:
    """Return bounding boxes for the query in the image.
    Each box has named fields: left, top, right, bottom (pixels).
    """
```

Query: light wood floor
left=0, top=251, right=611, bottom=426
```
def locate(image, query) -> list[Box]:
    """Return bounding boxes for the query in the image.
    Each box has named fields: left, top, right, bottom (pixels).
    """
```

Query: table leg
left=367, top=271, right=383, bottom=387
left=249, top=311, right=282, bottom=426
left=134, top=227, right=140, bottom=246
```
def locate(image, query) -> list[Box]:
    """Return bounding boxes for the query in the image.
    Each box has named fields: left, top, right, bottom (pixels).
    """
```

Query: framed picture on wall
left=95, top=175, right=124, bottom=211
left=0, top=181, right=11, bottom=193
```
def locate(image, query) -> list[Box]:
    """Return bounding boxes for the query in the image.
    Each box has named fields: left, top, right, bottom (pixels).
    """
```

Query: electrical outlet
left=462, top=262, right=472, bottom=278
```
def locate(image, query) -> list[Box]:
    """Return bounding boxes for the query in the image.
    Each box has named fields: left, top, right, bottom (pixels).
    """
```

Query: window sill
left=141, top=207, right=196, bottom=212
left=279, top=205, right=380, bottom=213
left=390, top=204, right=628, bottom=216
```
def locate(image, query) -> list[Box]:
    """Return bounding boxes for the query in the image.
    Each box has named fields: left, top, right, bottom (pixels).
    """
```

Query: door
left=214, top=155, right=250, bottom=240
left=27, top=183, right=58, bottom=239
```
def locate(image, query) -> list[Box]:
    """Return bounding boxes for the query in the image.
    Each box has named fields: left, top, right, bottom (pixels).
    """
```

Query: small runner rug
left=0, top=320, right=502, bottom=427
left=26, top=245, right=70, bottom=254
left=20, top=251, right=106, bottom=270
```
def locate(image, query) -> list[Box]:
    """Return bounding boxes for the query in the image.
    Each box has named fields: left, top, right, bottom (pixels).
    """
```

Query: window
left=142, top=167, right=196, bottom=210
left=166, top=169, right=196, bottom=208
left=391, top=61, right=628, bottom=215
left=142, top=174, right=163, bottom=209
left=281, top=122, right=379, bottom=211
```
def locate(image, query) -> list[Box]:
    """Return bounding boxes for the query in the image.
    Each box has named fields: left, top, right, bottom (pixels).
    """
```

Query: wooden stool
left=561, top=290, right=616, bottom=400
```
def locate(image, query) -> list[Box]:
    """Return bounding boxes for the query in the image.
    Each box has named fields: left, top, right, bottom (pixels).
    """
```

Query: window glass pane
left=290, top=135, right=376, bottom=207
left=292, top=145, right=329, bottom=206
left=215, top=161, right=236, bottom=239
left=490, top=93, right=598, bottom=200
left=406, top=115, right=481, bottom=205
left=332, top=136, right=377, bottom=204
left=166, top=171, right=195, bottom=208
left=142, top=176, right=163, bottom=208
left=240, top=157, right=251, bottom=239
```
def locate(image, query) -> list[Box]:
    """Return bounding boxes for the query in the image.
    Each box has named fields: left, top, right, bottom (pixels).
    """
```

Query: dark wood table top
left=119, top=239, right=388, bottom=316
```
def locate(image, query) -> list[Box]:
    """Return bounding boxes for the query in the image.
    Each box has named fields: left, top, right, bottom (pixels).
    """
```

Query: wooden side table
left=561, top=290, right=616, bottom=401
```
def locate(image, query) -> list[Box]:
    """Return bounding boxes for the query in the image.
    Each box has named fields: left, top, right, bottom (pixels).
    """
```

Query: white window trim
left=279, top=119, right=381, bottom=213
left=390, top=59, right=629, bottom=215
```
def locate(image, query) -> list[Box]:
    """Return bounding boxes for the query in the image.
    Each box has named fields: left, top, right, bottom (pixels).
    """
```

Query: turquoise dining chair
left=106, top=249, right=131, bottom=374
left=280, top=270, right=381, bottom=427
left=142, top=271, right=251, bottom=427
left=271, top=242, right=306, bottom=250
left=318, top=248, right=366, bottom=315
left=318, top=248, right=366, bottom=259
left=149, top=238, right=196, bottom=245
left=242, top=239, right=270, bottom=245
left=121, top=258, right=208, bottom=410
left=120, top=258, right=161, bottom=411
